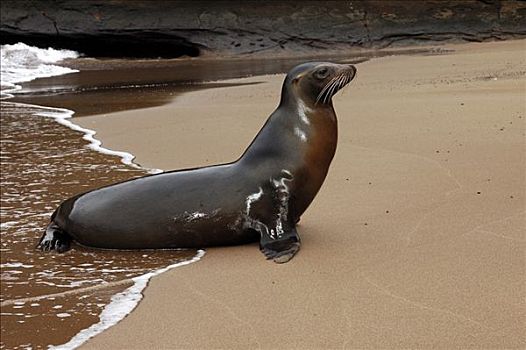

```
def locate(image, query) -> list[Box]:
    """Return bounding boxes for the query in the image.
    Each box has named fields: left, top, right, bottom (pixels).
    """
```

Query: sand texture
left=78, top=40, right=525, bottom=349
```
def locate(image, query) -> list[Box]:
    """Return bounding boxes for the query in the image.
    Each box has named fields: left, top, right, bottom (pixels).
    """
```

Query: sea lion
left=38, top=62, right=356, bottom=263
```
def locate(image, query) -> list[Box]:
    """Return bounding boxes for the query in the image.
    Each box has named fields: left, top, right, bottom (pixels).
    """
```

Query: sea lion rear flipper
left=259, top=226, right=301, bottom=264
left=38, top=222, right=71, bottom=253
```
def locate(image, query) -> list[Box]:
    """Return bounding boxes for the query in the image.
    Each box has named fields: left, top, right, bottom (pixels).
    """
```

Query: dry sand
left=78, top=40, right=525, bottom=349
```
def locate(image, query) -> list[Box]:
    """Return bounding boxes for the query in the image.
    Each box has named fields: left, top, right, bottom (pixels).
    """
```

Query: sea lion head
left=281, top=62, right=357, bottom=108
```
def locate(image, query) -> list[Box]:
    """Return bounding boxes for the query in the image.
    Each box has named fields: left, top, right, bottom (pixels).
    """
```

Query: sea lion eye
left=315, top=67, right=329, bottom=79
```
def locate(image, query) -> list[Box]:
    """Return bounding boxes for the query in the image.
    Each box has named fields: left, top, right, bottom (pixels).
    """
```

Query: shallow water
left=0, top=102, right=197, bottom=349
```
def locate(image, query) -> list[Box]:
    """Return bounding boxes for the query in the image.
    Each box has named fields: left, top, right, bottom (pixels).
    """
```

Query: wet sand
left=72, top=39, right=525, bottom=348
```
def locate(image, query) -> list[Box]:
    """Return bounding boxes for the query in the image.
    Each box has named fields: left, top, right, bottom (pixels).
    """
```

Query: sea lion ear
left=292, top=70, right=307, bottom=84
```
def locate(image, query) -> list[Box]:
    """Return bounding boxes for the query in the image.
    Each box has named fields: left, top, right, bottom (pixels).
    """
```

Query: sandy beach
left=70, top=40, right=526, bottom=349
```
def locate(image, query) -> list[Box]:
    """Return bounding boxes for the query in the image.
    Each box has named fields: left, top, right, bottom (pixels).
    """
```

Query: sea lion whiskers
left=338, top=74, right=348, bottom=89
left=321, top=70, right=353, bottom=105
left=333, top=74, right=348, bottom=100
left=316, top=74, right=340, bottom=104
left=323, top=77, right=341, bottom=104
left=315, top=74, right=340, bottom=105
left=331, top=74, right=346, bottom=100
left=318, top=72, right=346, bottom=105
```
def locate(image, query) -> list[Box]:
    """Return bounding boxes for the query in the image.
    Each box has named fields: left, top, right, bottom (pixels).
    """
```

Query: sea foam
left=0, top=42, right=79, bottom=97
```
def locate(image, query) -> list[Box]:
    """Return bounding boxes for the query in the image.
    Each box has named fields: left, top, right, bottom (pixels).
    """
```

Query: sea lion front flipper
left=259, top=226, right=301, bottom=264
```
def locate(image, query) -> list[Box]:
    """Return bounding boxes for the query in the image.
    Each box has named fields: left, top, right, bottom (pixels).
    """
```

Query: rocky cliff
left=1, top=0, right=525, bottom=58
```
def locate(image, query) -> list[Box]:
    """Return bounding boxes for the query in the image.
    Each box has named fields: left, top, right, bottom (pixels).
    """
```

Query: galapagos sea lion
left=39, top=62, right=357, bottom=263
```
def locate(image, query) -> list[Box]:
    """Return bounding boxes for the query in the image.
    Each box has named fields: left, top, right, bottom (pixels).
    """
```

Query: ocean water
left=0, top=43, right=203, bottom=349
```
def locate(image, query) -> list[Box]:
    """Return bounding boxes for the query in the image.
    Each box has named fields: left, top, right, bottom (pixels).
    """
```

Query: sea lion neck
left=238, top=94, right=337, bottom=172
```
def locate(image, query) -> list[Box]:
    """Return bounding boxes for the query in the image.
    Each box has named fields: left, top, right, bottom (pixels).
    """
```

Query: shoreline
left=50, top=250, right=206, bottom=350
left=9, top=44, right=451, bottom=119
left=77, top=39, right=524, bottom=349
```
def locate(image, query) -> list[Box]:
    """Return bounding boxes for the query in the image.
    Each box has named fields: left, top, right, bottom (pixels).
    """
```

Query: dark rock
left=1, top=0, right=525, bottom=58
